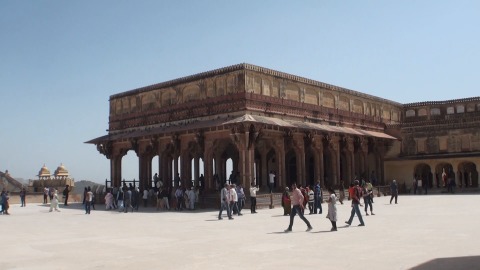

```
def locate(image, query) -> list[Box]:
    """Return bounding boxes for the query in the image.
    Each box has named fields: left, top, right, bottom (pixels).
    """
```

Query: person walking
left=363, top=184, right=374, bottom=216
left=218, top=184, right=233, bottom=220
left=20, top=187, right=26, bottom=207
left=85, top=187, right=93, bottom=214
left=43, top=187, right=49, bottom=204
left=249, top=182, right=259, bottom=214
left=326, top=187, right=337, bottom=231
left=236, top=184, right=245, bottom=215
left=284, top=183, right=313, bottom=233
left=390, top=180, right=398, bottom=204
left=281, top=187, right=291, bottom=216
left=307, top=186, right=314, bottom=214
left=1, top=190, right=10, bottom=215
left=105, top=189, right=114, bottom=210
left=49, top=189, right=60, bottom=212
left=313, top=181, right=323, bottom=214
left=230, top=184, right=241, bottom=215
left=345, top=180, right=365, bottom=227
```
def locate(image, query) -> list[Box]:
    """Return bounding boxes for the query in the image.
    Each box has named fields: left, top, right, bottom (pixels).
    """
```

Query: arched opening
left=150, top=155, right=159, bottom=189
left=121, top=150, right=139, bottom=187
left=414, top=163, right=433, bottom=190
left=457, top=162, right=478, bottom=187
left=226, top=158, right=234, bottom=184
left=435, top=163, right=454, bottom=188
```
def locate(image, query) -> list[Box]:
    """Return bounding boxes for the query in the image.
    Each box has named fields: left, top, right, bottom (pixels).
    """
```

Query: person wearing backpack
left=345, top=180, right=365, bottom=227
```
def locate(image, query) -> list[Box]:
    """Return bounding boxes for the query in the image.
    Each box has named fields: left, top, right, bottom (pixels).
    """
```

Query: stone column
left=346, top=137, right=355, bottom=182
left=359, top=137, right=369, bottom=178
left=111, top=155, right=122, bottom=188
left=331, top=135, right=341, bottom=186
left=204, top=139, right=214, bottom=190
left=194, top=157, right=200, bottom=187
left=276, top=141, right=286, bottom=189
left=173, top=155, right=179, bottom=187
left=260, top=150, right=267, bottom=187
left=294, top=134, right=306, bottom=187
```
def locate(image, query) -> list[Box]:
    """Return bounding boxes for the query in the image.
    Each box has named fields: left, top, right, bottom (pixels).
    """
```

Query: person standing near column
left=284, top=183, right=313, bottom=233
left=268, top=171, right=275, bottom=193
left=249, top=182, right=259, bottom=214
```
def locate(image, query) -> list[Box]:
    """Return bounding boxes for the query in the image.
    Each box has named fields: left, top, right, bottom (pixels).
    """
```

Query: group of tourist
left=102, top=184, right=139, bottom=213
left=281, top=177, right=396, bottom=233
left=99, top=182, right=202, bottom=213
left=218, top=183, right=247, bottom=220
left=42, top=185, right=71, bottom=206
left=281, top=181, right=323, bottom=216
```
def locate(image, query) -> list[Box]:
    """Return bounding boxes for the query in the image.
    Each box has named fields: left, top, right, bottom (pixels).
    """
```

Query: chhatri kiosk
left=87, top=63, right=479, bottom=193
left=30, top=164, right=75, bottom=192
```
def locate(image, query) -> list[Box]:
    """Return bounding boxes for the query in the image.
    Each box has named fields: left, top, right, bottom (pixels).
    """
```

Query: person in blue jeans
left=313, top=181, right=322, bottom=214
left=345, top=180, right=365, bottom=227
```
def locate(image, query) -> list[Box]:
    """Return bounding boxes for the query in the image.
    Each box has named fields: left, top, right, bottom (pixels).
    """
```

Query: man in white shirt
left=249, top=182, right=259, bottom=214
left=268, top=171, right=275, bottom=193
left=230, top=184, right=241, bottom=216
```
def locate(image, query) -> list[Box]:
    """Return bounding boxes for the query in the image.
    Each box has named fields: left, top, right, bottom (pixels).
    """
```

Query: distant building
left=30, top=164, right=75, bottom=192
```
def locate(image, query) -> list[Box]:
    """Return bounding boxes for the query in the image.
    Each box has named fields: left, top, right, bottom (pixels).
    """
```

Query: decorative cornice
left=109, top=63, right=402, bottom=106
left=403, top=97, right=480, bottom=108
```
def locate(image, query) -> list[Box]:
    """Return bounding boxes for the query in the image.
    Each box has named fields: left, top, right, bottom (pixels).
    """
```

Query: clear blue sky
left=1, top=1, right=479, bottom=183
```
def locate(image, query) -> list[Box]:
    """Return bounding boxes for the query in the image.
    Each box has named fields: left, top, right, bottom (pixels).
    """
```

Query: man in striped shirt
left=285, top=183, right=313, bottom=232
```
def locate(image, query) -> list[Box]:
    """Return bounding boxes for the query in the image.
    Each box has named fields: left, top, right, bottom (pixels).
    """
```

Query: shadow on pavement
left=410, top=256, right=480, bottom=270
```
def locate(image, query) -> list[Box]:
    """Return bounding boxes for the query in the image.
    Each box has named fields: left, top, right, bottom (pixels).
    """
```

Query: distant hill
left=73, top=180, right=105, bottom=195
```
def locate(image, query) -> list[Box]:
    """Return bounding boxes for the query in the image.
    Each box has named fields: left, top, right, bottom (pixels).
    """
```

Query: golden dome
left=38, top=164, right=51, bottom=177
left=54, top=163, right=69, bottom=177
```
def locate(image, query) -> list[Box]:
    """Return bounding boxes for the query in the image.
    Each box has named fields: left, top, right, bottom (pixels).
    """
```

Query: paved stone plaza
left=1, top=194, right=479, bottom=270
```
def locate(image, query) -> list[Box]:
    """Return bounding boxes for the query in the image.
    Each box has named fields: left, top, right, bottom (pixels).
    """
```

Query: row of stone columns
left=104, top=129, right=385, bottom=192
